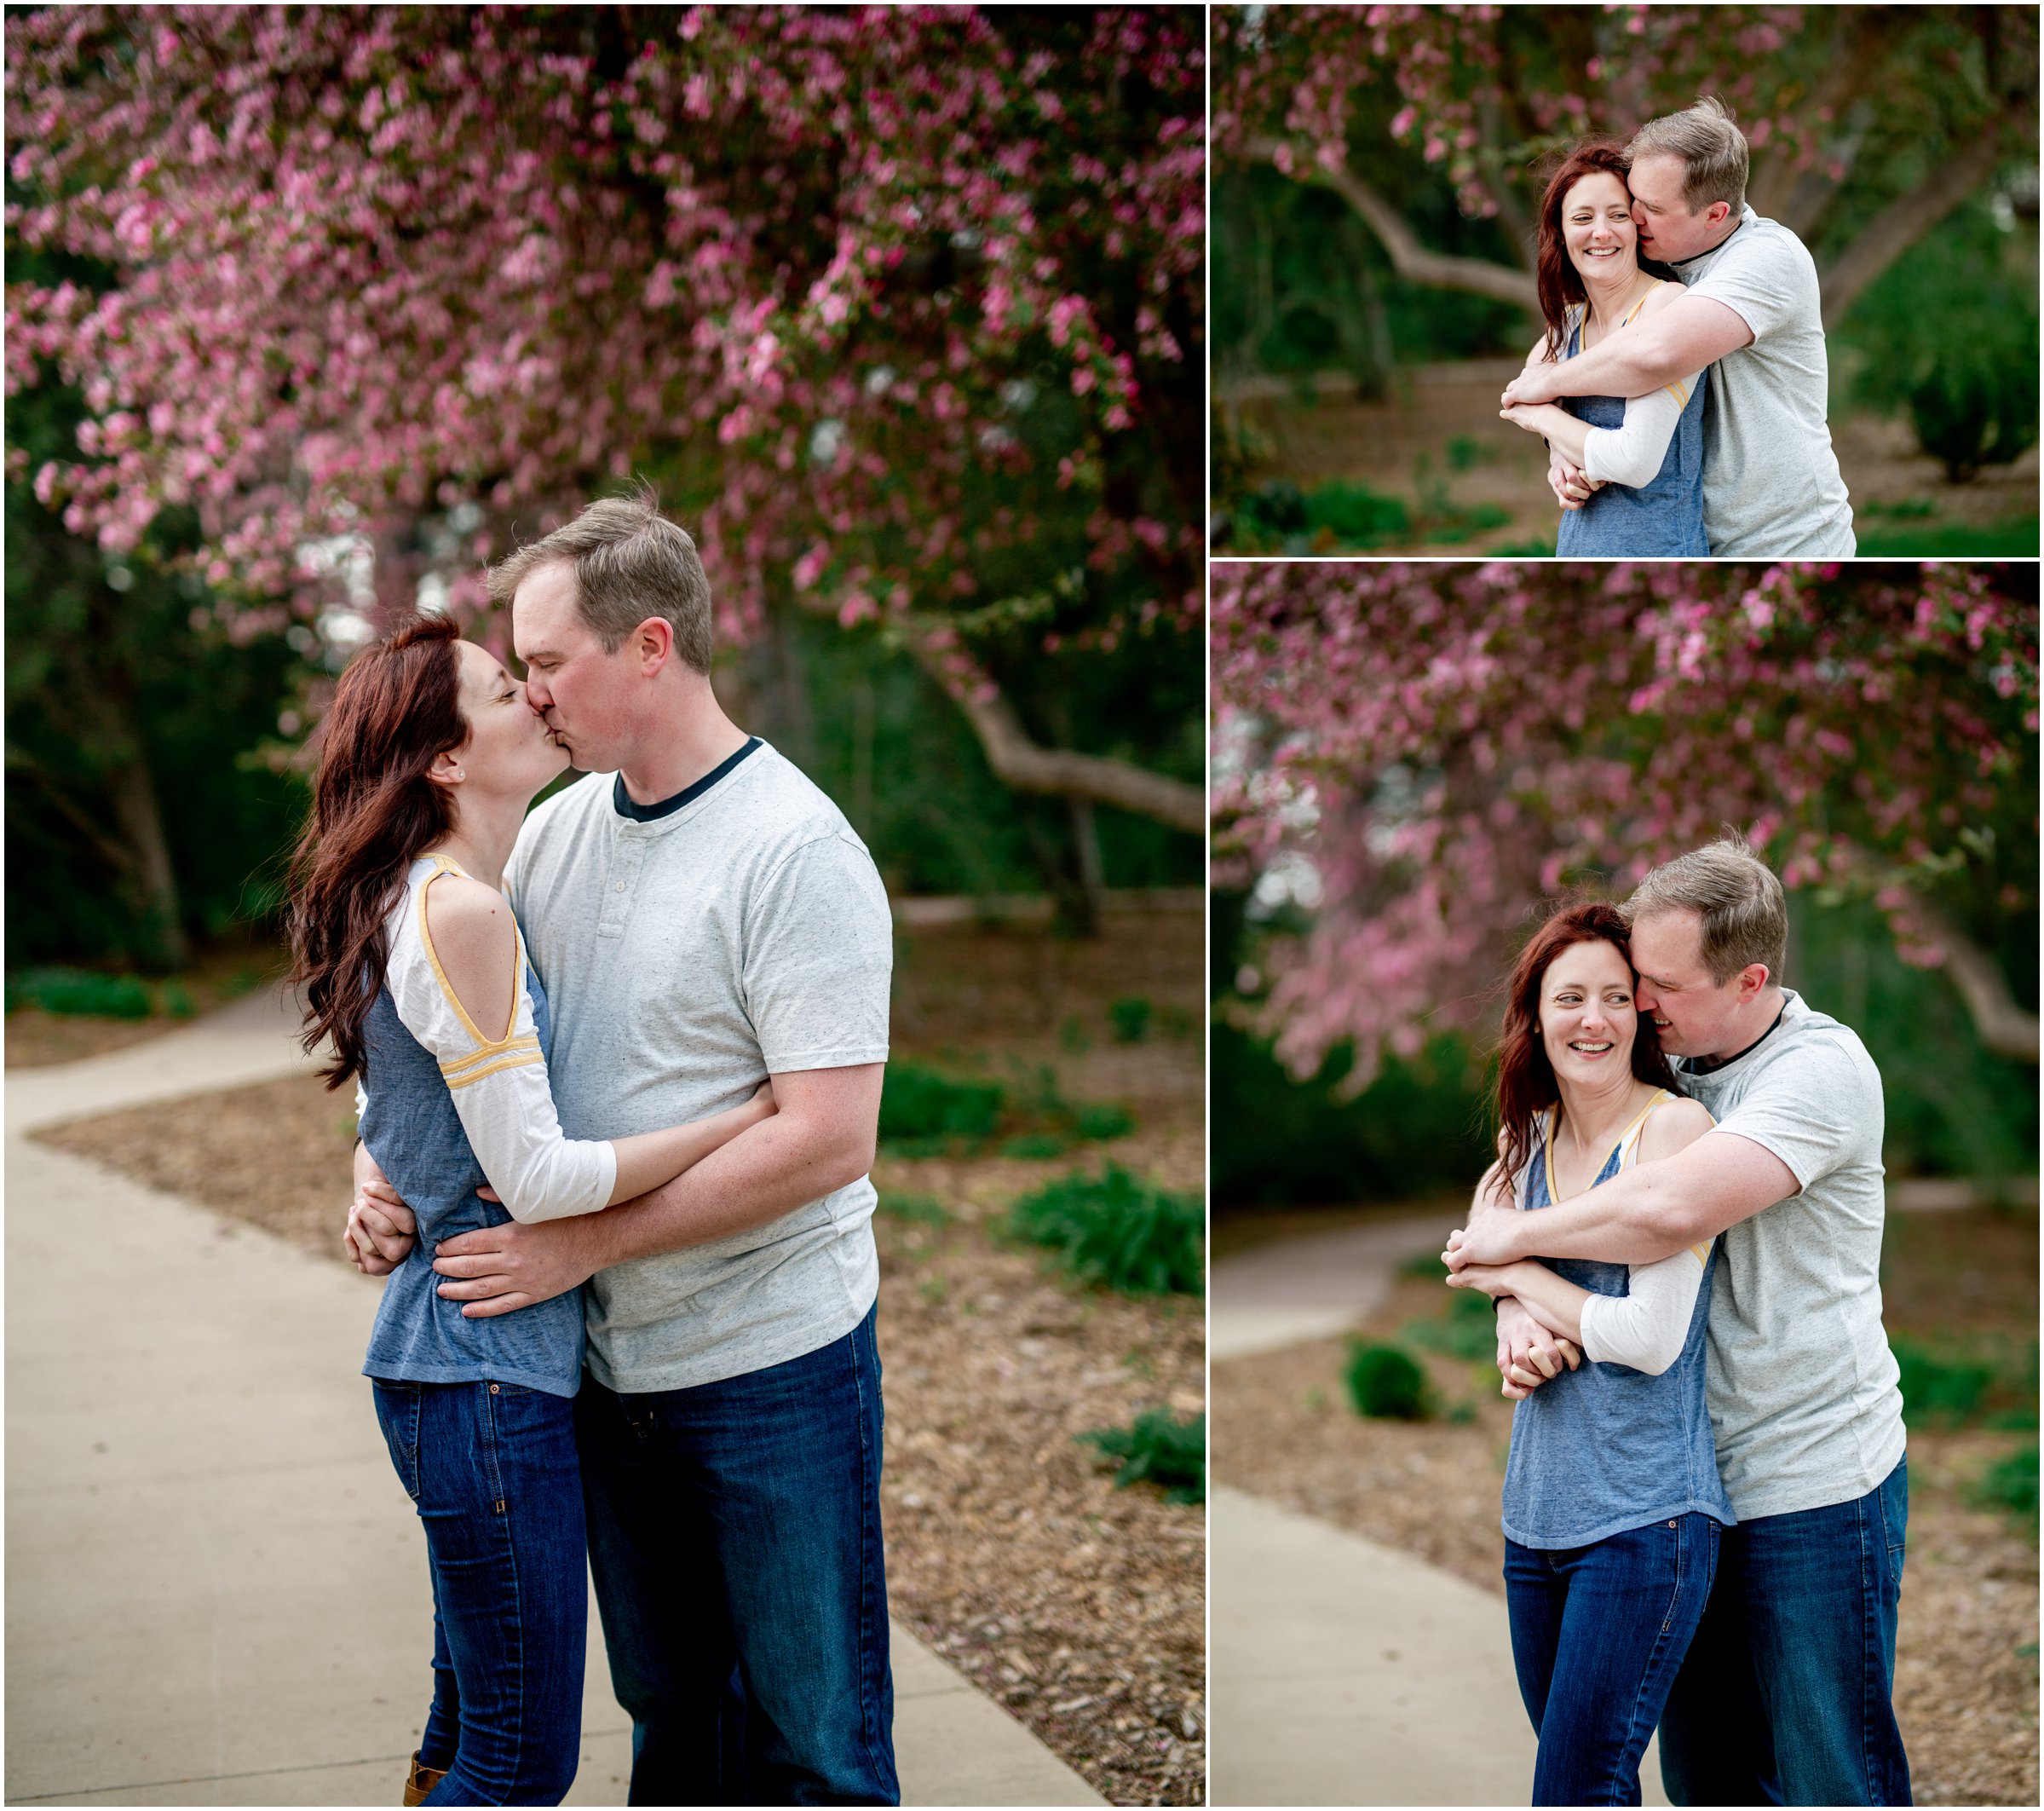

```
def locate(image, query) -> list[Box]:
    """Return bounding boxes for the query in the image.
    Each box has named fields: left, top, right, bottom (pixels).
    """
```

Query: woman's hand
left=751, top=1077, right=778, bottom=1118
left=1494, top=1298, right=1583, bottom=1399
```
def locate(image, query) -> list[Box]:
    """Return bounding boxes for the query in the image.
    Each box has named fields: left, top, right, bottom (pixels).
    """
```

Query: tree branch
left=900, top=629, right=1205, bottom=836
left=1919, top=906, right=2039, bottom=1064
left=1817, top=136, right=2008, bottom=329
left=1244, top=136, right=1539, bottom=311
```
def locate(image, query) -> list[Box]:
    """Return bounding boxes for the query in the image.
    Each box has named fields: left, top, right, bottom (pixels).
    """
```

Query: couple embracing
left=1444, top=839, right=1910, bottom=1807
left=291, top=490, right=899, bottom=1806
left=1497, top=96, right=1857, bottom=557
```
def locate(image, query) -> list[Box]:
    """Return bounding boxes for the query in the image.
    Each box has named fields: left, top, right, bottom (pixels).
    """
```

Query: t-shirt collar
left=611, top=736, right=763, bottom=823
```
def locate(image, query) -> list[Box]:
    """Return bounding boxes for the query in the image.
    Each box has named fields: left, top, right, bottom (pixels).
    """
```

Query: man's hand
left=1503, top=363, right=1563, bottom=409
left=1494, top=1298, right=1581, bottom=1400
left=1547, top=447, right=1599, bottom=511
left=347, top=1143, right=417, bottom=1275
left=1443, top=1187, right=1523, bottom=1272
left=430, top=1217, right=600, bottom=1318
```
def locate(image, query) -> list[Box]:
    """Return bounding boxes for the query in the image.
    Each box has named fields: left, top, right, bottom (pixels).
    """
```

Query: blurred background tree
left=5, top=5, right=1204, bottom=973
left=1210, top=562, right=2038, bottom=1208
left=1212, top=4, right=2040, bottom=556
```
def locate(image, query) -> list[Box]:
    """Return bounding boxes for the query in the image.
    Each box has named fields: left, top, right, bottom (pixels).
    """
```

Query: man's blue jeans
left=1505, top=1513, right=1720, bottom=1806
left=371, top=1379, right=587, bottom=1806
left=574, top=1305, right=898, bottom=1807
left=1658, top=1456, right=1912, bottom=1806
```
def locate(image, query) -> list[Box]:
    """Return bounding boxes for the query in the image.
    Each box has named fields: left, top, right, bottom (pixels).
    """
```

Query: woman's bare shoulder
left=423, top=873, right=515, bottom=951
left=1638, top=280, right=1685, bottom=319
left=1640, top=1093, right=1713, bottom=1158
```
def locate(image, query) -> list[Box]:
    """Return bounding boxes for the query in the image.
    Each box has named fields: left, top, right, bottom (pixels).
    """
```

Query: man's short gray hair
left=1622, top=833, right=1788, bottom=987
left=1626, top=95, right=1749, bottom=215
left=487, top=482, right=713, bottom=674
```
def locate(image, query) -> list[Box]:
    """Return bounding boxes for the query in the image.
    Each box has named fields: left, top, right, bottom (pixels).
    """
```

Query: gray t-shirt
left=1673, top=989, right=1904, bottom=1520
left=1673, top=206, right=1856, bottom=557
left=504, top=741, right=892, bottom=1392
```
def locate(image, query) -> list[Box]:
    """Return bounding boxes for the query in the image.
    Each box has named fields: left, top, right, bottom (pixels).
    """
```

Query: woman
left=290, top=614, right=770, bottom=1806
left=1444, top=902, right=1730, bottom=1808
left=1499, top=144, right=1710, bottom=555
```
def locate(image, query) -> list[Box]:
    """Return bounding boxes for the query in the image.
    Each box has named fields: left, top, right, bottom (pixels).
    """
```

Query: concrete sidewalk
left=6, top=991, right=1101, bottom=1806
left=1209, top=1211, right=1462, bottom=1362
left=1210, top=1486, right=1668, bottom=1808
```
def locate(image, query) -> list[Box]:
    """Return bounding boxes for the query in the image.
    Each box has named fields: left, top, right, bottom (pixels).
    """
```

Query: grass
left=1401, top=1289, right=1500, bottom=1363
left=877, top=1191, right=951, bottom=1228
left=1966, top=1442, right=2040, bottom=1535
left=1006, top=1163, right=1204, bottom=1296
left=1855, top=515, right=2038, bottom=556
left=6, top=967, right=166, bottom=1019
left=1077, top=1410, right=1206, bottom=1505
left=1891, top=1333, right=2036, bottom=1431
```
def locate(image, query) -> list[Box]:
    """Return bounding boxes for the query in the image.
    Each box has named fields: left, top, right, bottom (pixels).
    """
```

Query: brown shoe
left=402, top=1752, right=448, bottom=1806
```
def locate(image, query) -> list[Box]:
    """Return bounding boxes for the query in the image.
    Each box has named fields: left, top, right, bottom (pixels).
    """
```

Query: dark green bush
left=878, top=1191, right=950, bottom=1227
left=1966, top=1442, right=2039, bottom=1533
left=1891, top=1336, right=1995, bottom=1427
left=1344, top=1340, right=1429, bottom=1420
left=1078, top=1409, right=1206, bottom=1504
left=1108, top=995, right=1154, bottom=1043
left=1073, top=1102, right=1135, bottom=1141
left=999, top=1132, right=1072, bottom=1161
left=1403, top=1289, right=1500, bottom=1363
left=7, top=967, right=153, bottom=1018
left=1908, top=350, right=2039, bottom=483
left=878, top=1063, right=1005, bottom=1149
left=1007, top=1164, right=1204, bottom=1295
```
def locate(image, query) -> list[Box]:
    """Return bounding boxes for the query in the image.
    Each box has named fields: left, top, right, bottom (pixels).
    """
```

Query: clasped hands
left=345, top=1145, right=594, bottom=1318
left=1442, top=1196, right=1581, bottom=1401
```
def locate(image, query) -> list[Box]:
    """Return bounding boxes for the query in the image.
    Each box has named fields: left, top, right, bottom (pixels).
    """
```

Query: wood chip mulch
left=1215, top=1257, right=2038, bottom=1808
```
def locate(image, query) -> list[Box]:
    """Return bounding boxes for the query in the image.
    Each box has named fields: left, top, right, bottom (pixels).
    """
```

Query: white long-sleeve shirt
left=365, top=853, right=616, bottom=1223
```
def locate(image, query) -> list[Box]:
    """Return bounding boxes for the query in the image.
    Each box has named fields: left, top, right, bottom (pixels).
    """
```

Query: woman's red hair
left=288, top=614, right=467, bottom=1088
left=1532, top=142, right=1673, bottom=360
left=1490, top=899, right=1678, bottom=1191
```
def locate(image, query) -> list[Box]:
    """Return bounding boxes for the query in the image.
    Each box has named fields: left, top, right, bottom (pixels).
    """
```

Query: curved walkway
left=1211, top=1221, right=1669, bottom=1807
left=5, top=989, right=1099, bottom=1806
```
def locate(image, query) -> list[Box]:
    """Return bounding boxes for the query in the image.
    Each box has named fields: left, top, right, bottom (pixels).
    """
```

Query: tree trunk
left=1922, top=909, right=2039, bottom=1064
left=1817, top=136, right=2013, bottom=329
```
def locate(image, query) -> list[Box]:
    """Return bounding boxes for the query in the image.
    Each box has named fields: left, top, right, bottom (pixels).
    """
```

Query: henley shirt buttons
left=615, top=881, right=626, bottom=892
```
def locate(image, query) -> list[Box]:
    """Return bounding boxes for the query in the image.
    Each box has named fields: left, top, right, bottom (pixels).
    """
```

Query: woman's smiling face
left=1537, top=936, right=1642, bottom=1087
left=1561, top=170, right=1638, bottom=281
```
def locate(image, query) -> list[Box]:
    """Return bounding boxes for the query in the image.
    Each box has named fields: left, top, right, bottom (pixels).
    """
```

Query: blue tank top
left=1553, top=296, right=1710, bottom=557
left=359, top=925, right=585, bottom=1397
left=1500, top=1098, right=1735, bottom=1549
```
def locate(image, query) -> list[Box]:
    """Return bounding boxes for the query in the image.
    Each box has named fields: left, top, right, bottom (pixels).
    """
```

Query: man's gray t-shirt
left=1673, top=989, right=1904, bottom=1520
left=504, top=742, right=892, bottom=1393
left=1672, top=205, right=1856, bottom=557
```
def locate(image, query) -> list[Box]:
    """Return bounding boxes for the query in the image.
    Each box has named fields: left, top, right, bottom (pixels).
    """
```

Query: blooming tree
left=1214, top=4, right=2039, bottom=331
left=7, top=4, right=1204, bottom=830
left=1212, top=562, right=2039, bottom=1086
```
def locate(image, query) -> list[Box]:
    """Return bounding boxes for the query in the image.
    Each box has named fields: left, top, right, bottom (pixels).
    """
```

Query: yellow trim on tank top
left=416, top=854, right=526, bottom=1051
left=446, top=1049, right=547, bottom=1091
left=1540, top=1087, right=1672, bottom=1204
left=441, top=1035, right=540, bottom=1080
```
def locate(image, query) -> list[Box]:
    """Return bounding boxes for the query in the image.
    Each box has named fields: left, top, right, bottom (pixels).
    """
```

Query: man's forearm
left=1493, top=1162, right=1701, bottom=1266
left=1537, top=328, right=1680, bottom=403
left=572, top=1109, right=869, bottom=1271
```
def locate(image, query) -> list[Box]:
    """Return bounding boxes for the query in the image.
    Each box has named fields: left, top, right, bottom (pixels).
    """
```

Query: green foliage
left=1344, top=1340, right=1429, bottom=1420
left=878, top=1063, right=1005, bottom=1149
left=6, top=967, right=153, bottom=1018
left=1853, top=516, right=2040, bottom=557
left=878, top=1191, right=951, bottom=1227
left=1209, top=1018, right=1494, bottom=1208
left=1073, top=1102, right=1136, bottom=1141
left=1220, top=473, right=1506, bottom=555
left=1838, top=198, right=2039, bottom=481
left=1966, top=1442, right=2040, bottom=1534
left=1077, top=1409, right=1206, bottom=1504
left=1006, top=1164, right=1204, bottom=1296
left=1108, top=995, right=1154, bottom=1043
left=999, top=1132, right=1072, bottom=1160
left=1402, top=1289, right=1500, bottom=1363
left=1891, top=1337, right=1995, bottom=1427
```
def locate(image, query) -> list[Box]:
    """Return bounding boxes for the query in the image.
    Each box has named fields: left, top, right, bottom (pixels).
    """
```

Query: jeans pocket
left=371, top=1380, right=423, bottom=1502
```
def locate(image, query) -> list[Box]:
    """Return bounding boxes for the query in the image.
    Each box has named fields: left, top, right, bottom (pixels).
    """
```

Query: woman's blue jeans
left=574, top=1305, right=898, bottom=1807
left=1658, top=1456, right=1912, bottom=1806
left=1505, top=1513, right=1721, bottom=1807
left=371, top=1378, right=587, bottom=1807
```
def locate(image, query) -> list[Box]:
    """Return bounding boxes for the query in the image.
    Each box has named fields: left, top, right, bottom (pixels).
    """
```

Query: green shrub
left=1078, top=1410, right=1205, bottom=1504
left=1073, top=1102, right=1135, bottom=1141
left=999, top=1132, right=1071, bottom=1161
left=1108, top=995, right=1154, bottom=1043
left=878, top=1191, right=950, bottom=1227
left=8, top=967, right=153, bottom=1018
left=1403, top=1289, right=1500, bottom=1363
left=1966, top=1442, right=2040, bottom=1533
left=1344, top=1340, right=1429, bottom=1420
left=878, top=1063, right=1005, bottom=1149
left=1909, top=350, right=2039, bottom=482
left=1305, top=480, right=1410, bottom=545
left=1007, top=1164, right=1204, bottom=1295
left=1892, top=1336, right=1995, bottom=1427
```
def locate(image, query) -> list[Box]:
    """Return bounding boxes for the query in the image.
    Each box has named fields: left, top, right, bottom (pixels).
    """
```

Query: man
left=1448, top=839, right=1910, bottom=1807
left=1504, top=96, right=1857, bottom=557
left=348, top=487, right=900, bottom=1805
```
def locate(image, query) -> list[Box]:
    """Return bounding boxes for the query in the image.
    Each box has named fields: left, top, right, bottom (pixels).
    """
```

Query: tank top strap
left=1615, top=1087, right=1676, bottom=1168
left=1620, top=281, right=1665, bottom=329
